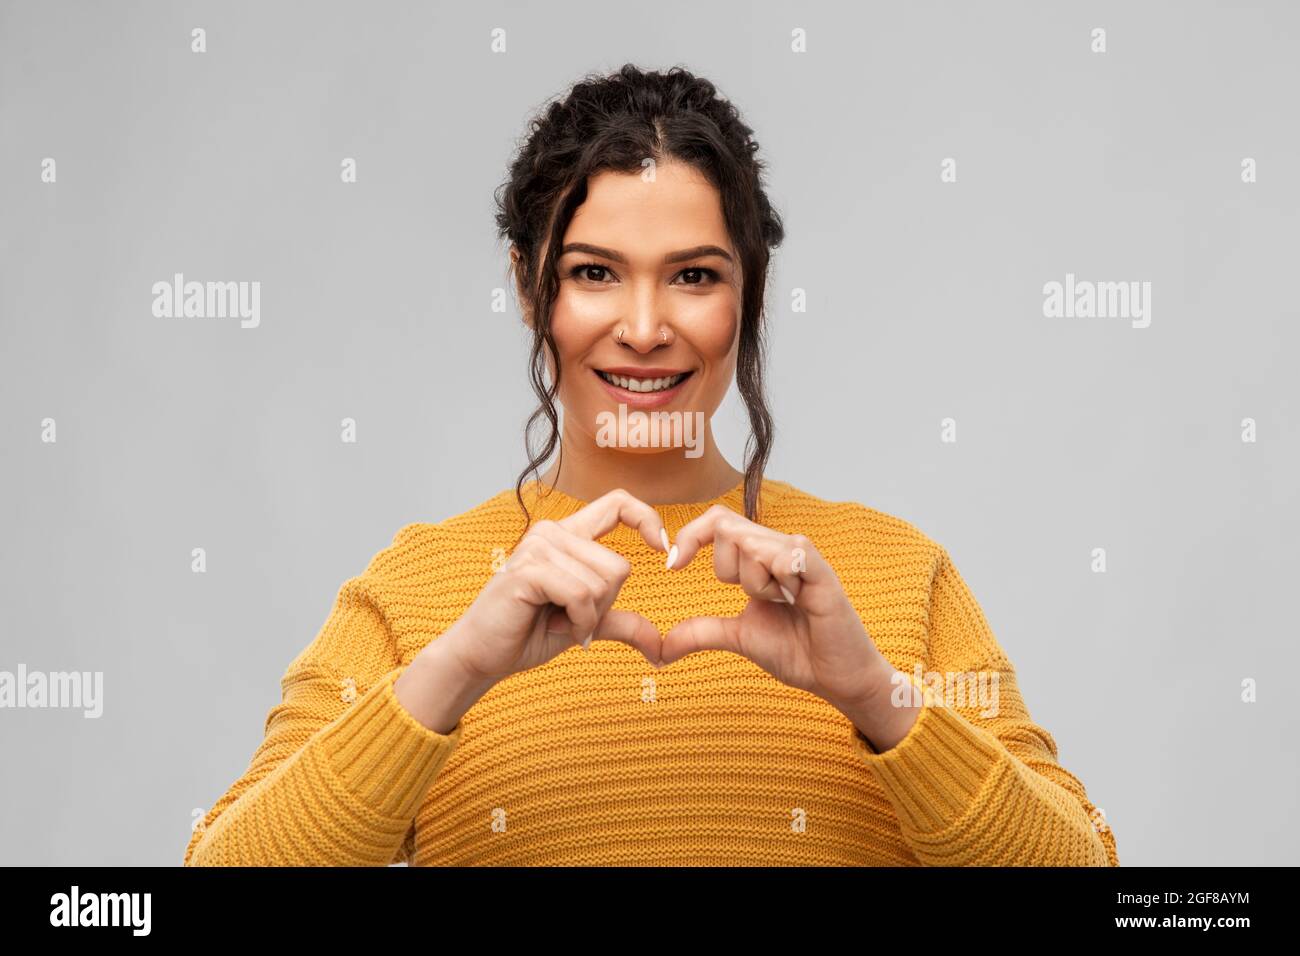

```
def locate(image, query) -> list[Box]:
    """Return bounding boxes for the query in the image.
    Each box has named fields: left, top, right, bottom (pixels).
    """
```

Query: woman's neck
left=535, top=420, right=745, bottom=506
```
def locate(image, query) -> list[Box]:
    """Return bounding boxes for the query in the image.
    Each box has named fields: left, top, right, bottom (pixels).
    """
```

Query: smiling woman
left=184, top=63, right=1119, bottom=868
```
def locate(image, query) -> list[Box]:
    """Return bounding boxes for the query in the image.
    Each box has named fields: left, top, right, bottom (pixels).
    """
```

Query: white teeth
left=599, top=371, right=686, bottom=392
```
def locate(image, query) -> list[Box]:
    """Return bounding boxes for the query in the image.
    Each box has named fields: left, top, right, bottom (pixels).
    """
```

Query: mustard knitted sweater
left=184, top=478, right=1119, bottom=867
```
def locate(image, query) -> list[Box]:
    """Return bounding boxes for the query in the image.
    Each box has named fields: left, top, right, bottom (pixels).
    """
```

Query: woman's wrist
left=832, top=659, right=923, bottom=753
left=393, top=637, right=495, bottom=735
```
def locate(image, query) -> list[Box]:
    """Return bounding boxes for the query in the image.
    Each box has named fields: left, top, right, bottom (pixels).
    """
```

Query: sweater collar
left=516, top=476, right=765, bottom=544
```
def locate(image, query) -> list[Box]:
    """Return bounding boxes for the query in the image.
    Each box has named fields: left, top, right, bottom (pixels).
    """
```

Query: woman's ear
left=510, top=245, right=535, bottom=330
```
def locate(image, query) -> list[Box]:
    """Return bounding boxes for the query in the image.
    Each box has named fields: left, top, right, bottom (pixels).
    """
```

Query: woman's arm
left=846, top=547, right=1119, bottom=867
left=185, top=563, right=476, bottom=867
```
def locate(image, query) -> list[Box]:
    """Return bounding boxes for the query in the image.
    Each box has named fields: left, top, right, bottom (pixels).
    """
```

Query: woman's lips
left=592, top=369, right=693, bottom=409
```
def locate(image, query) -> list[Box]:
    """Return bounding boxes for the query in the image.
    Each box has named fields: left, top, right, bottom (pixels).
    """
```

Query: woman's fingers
left=668, top=506, right=809, bottom=604
left=592, top=609, right=664, bottom=666
left=461, top=488, right=675, bottom=681
left=737, top=541, right=790, bottom=605
left=526, top=533, right=610, bottom=595
left=540, top=606, right=663, bottom=664
left=667, top=506, right=773, bottom=571
left=512, top=517, right=667, bottom=655
left=529, top=540, right=615, bottom=648
left=523, top=520, right=640, bottom=649
left=558, top=488, right=668, bottom=554
left=513, top=559, right=601, bottom=644
left=659, top=614, right=741, bottom=666
left=529, top=520, right=632, bottom=590
left=711, top=520, right=786, bottom=604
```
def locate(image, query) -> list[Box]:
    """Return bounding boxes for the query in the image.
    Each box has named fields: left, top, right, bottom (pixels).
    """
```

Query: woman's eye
left=676, top=267, right=719, bottom=286
left=570, top=263, right=612, bottom=283
left=567, top=263, right=720, bottom=286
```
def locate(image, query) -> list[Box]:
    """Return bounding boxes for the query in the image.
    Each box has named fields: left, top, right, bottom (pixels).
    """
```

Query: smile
left=595, top=370, right=692, bottom=393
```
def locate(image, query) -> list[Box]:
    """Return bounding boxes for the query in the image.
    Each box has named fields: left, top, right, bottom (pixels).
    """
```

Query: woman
left=185, top=64, right=1118, bottom=867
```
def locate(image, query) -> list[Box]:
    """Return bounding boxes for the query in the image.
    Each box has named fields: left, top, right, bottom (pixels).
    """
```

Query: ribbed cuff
left=849, top=671, right=1006, bottom=834
left=318, top=667, right=464, bottom=819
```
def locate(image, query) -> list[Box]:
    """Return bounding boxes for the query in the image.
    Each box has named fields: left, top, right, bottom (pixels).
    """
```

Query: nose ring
left=615, top=328, right=670, bottom=344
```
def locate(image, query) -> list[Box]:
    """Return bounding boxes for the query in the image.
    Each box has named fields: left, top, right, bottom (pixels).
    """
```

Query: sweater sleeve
left=184, top=570, right=464, bottom=867
left=848, top=546, right=1119, bottom=867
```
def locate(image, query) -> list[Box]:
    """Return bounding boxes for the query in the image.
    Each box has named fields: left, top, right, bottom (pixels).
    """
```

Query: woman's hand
left=439, top=489, right=669, bottom=687
left=659, top=505, right=896, bottom=720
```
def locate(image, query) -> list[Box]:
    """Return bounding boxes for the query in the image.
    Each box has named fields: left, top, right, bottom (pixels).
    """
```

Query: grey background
left=1, top=0, right=1296, bottom=866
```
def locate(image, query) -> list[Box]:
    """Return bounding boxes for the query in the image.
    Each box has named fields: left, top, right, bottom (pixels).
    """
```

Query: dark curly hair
left=493, top=63, right=785, bottom=543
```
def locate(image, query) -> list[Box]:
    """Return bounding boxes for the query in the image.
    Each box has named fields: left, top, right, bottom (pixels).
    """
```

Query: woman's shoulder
left=761, top=478, right=943, bottom=560
left=358, top=487, right=528, bottom=580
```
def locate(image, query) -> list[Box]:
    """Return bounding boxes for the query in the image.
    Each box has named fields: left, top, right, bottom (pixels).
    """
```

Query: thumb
left=546, top=606, right=663, bottom=666
left=595, top=609, right=665, bottom=667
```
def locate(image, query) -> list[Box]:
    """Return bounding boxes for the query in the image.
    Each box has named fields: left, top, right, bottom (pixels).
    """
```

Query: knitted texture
left=184, top=478, right=1119, bottom=867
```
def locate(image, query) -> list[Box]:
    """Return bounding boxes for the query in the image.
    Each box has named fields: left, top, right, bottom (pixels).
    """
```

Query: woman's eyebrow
left=560, top=242, right=734, bottom=265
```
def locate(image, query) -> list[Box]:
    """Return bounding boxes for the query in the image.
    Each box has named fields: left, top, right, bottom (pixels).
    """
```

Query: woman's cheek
left=556, top=286, right=616, bottom=328
left=689, top=307, right=740, bottom=393
left=684, top=294, right=739, bottom=352
left=546, top=302, right=586, bottom=402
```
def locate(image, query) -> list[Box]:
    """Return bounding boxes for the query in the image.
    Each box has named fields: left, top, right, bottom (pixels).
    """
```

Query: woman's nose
left=617, top=322, right=673, bottom=351
left=616, top=308, right=672, bottom=351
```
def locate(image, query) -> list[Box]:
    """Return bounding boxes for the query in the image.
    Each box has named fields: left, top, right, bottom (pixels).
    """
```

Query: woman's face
left=518, top=158, right=742, bottom=454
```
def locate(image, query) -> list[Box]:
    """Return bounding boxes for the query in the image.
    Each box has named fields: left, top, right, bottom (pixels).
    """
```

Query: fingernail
left=780, top=585, right=796, bottom=604
left=665, top=545, right=678, bottom=570
left=582, top=633, right=592, bottom=651
left=659, top=528, right=670, bottom=552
